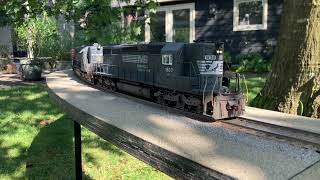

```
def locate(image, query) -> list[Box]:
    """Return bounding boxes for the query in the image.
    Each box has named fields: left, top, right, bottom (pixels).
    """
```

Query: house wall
left=194, top=0, right=283, bottom=58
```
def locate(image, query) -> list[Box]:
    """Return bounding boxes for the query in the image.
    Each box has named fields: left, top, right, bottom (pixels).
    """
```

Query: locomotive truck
left=72, top=42, right=245, bottom=120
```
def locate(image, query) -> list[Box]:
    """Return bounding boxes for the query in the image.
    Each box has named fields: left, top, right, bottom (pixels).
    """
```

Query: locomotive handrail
left=92, top=63, right=117, bottom=75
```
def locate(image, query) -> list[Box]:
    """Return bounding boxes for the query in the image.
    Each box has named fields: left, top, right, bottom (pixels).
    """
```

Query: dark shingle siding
left=194, top=0, right=283, bottom=59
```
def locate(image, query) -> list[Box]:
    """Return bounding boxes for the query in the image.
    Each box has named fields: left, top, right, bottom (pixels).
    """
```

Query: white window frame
left=145, top=3, right=195, bottom=43
left=233, top=0, right=268, bottom=31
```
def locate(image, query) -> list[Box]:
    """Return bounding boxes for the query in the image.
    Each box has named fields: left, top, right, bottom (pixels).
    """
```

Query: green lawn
left=230, top=73, right=267, bottom=105
left=243, top=74, right=267, bottom=105
left=0, top=85, right=171, bottom=179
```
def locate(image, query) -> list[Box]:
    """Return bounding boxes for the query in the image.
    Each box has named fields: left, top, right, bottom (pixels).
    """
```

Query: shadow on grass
left=26, top=116, right=125, bottom=179
left=26, top=116, right=77, bottom=179
left=0, top=85, right=125, bottom=179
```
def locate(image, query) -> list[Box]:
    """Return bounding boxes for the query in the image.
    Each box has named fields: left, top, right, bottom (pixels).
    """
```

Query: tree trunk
left=252, top=0, right=320, bottom=118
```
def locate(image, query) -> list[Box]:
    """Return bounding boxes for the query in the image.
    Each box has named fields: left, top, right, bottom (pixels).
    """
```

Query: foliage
left=1, top=0, right=159, bottom=59
left=0, top=9, right=10, bottom=26
left=15, top=13, right=85, bottom=63
left=0, top=0, right=73, bottom=26
left=235, top=53, right=271, bottom=73
left=0, top=85, right=171, bottom=179
left=15, top=13, right=59, bottom=59
left=73, top=0, right=158, bottom=44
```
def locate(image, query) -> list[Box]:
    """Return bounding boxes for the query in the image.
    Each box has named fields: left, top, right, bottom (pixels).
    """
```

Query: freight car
left=72, top=42, right=245, bottom=120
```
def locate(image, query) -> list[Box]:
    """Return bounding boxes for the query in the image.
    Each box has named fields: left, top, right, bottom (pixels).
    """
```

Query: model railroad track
left=219, top=118, right=320, bottom=152
left=74, top=72, right=320, bottom=153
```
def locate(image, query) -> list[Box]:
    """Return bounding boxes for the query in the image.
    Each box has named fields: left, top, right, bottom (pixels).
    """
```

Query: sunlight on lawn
left=244, top=76, right=267, bottom=104
left=230, top=73, right=267, bottom=105
left=0, top=85, right=171, bottom=180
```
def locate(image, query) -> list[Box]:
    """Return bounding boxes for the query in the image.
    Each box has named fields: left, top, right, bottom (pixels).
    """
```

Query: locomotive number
left=165, top=67, right=174, bottom=73
left=204, top=55, right=217, bottom=61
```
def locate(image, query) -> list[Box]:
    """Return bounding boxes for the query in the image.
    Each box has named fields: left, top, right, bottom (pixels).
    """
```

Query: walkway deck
left=46, top=70, right=320, bottom=180
left=243, top=107, right=320, bottom=134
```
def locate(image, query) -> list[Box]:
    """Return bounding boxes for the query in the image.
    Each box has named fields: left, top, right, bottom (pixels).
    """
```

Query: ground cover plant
left=0, top=85, right=171, bottom=179
left=234, top=53, right=271, bottom=73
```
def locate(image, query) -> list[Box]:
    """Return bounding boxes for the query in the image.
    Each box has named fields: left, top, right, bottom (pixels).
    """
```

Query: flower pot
left=20, top=59, right=42, bottom=81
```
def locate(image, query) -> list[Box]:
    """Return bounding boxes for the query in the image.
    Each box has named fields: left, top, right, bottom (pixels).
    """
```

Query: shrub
left=235, top=53, right=271, bottom=73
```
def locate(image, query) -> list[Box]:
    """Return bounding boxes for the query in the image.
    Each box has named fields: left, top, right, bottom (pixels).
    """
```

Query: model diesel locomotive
left=72, top=42, right=245, bottom=119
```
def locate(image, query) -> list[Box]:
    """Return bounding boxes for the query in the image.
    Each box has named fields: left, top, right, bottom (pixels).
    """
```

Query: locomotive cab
left=185, top=43, right=245, bottom=119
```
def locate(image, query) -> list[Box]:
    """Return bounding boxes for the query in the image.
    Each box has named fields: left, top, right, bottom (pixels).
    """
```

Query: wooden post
left=74, top=121, right=82, bottom=180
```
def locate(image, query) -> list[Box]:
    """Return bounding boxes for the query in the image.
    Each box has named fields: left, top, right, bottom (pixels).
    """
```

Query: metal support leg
left=74, top=121, right=82, bottom=180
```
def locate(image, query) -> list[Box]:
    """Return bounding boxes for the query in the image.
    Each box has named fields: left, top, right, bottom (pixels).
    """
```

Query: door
left=145, top=3, right=195, bottom=43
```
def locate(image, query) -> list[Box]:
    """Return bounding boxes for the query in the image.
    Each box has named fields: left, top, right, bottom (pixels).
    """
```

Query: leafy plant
left=15, top=13, right=58, bottom=59
left=73, top=0, right=158, bottom=44
left=235, top=53, right=271, bottom=73
left=15, top=13, right=79, bottom=69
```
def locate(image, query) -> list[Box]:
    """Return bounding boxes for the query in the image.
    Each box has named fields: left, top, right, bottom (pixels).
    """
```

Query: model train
left=71, top=42, right=245, bottom=119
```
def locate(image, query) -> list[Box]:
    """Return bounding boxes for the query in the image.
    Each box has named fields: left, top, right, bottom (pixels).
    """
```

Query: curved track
left=75, top=70, right=320, bottom=152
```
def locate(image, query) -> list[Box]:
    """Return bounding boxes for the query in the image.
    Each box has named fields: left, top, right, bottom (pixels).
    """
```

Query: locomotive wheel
left=196, top=106, right=203, bottom=114
left=175, top=97, right=185, bottom=109
left=165, top=100, right=177, bottom=107
left=184, top=104, right=191, bottom=112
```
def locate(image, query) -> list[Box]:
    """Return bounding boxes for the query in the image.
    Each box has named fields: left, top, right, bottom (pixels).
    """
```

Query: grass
left=231, top=73, right=267, bottom=105
left=243, top=73, right=267, bottom=104
left=0, top=85, right=171, bottom=179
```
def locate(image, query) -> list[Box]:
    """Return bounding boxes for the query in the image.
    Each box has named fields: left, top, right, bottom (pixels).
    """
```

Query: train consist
left=72, top=42, right=245, bottom=119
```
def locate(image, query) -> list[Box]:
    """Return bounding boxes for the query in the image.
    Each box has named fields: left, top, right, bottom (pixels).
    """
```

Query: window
left=172, top=9, right=190, bottom=43
left=150, top=11, right=166, bottom=42
left=145, top=3, right=195, bottom=43
left=233, top=0, right=268, bottom=31
left=162, top=54, right=173, bottom=65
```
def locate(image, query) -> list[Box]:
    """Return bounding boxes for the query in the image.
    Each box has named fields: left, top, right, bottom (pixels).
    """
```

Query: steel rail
left=220, top=117, right=320, bottom=152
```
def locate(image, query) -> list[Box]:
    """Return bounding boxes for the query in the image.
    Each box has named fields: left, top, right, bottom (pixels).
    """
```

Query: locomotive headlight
left=216, top=49, right=223, bottom=54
